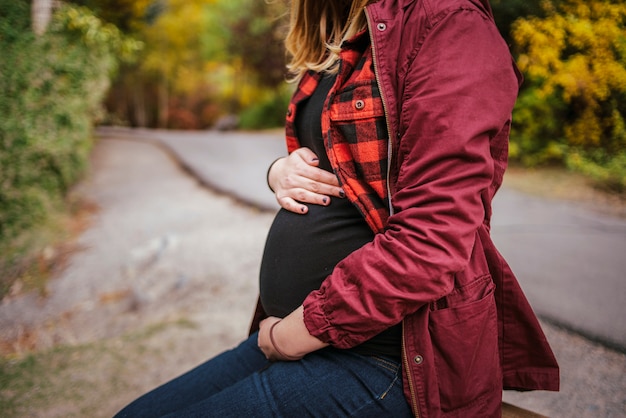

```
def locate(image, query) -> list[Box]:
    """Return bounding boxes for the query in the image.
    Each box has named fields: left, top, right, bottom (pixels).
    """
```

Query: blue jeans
left=114, top=332, right=412, bottom=417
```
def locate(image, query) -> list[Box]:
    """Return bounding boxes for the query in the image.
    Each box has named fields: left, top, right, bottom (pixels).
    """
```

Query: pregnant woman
left=115, top=0, right=559, bottom=416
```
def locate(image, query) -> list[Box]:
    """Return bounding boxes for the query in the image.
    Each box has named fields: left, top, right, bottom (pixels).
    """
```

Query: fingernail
left=323, top=197, right=328, bottom=204
left=301, top=207, right=306, bottom=213
left=311, top=158, right=319, bottom=162
left=339, top=189, right=345, bottom=198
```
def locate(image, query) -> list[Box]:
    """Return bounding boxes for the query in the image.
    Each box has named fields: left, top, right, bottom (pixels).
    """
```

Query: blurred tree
left=227, top=0, right=287, bottom=89
left=511, top=0, right=626, bottom=191
left=200, top=0, right=288, bottom=114
left=68, top=0, right=155, bottom=126
left=140, top=0, right=216, bottom=127
left=99, top=0, right=288, bottom=128
left=80, top=0, right=216, bottom=128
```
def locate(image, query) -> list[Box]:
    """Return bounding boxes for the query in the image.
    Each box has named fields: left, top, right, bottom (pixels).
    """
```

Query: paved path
left=492, top=188, right=626, bottom=351
left=99, top=126, right=626, bottom=352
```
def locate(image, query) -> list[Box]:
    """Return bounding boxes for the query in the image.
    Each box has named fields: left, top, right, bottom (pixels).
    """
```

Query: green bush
left=567, top=149, right=626, bottom=193
left=238, top=88, right=292, bottom=130
left=510, top=85, right=569, bottom=166
left=0, top=1, right=139, bottom=291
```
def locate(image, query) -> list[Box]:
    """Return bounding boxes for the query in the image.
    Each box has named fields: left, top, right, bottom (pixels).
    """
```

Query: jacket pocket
left=330, top=81, right=385, bottom=122
left=428, top=275, right=500, bottom=413
left=329, top=81, right=385, bottom=122
left=327, top=81, right=389, bottom=199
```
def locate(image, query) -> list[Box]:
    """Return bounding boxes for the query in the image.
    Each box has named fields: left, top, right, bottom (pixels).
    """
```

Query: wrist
left=280, top=306, right=328, bottom=358
left=269, top=321, right=301, bottom=361
left=266, top=157, right=284, bottom=193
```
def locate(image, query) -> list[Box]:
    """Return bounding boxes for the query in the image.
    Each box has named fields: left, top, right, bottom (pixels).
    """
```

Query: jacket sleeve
left=302, top=8, right=521, bottom=348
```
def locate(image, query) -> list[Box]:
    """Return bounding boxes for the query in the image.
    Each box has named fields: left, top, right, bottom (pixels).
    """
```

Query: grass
left=1, top=340, right=126, bottom=417
left=0, top=319, right=197, bottom=418
left=0, top=195, right=98, bottom=300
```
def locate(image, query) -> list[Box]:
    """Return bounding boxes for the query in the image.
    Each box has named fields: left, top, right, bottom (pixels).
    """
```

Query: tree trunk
left=32, top=0, right=54, bottom=36
left=158, top=75, right=169, bottom=128
left=133, top=81, right=147, bottom=128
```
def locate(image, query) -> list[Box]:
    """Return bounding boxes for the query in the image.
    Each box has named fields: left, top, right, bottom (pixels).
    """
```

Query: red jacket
left=251, top=0, right=559, bottom=416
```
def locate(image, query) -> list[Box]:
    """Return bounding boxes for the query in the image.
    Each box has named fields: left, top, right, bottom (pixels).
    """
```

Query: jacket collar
left=372, top=0, right=494, bottom=19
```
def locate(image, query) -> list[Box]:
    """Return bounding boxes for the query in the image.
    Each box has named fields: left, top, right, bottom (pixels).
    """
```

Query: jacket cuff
left=302, top=290, right=351, bottom=349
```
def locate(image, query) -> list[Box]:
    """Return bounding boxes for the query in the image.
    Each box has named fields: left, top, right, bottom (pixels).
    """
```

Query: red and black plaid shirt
left=285, top=33, right=390, bottom=233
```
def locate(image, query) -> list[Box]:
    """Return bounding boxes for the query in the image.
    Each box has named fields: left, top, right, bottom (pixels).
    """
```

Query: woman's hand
left=268, top=148, right=344, bottom=214
left=258, top=306, right=328, bottom=361
left=258, top=317, right=297, bottom=362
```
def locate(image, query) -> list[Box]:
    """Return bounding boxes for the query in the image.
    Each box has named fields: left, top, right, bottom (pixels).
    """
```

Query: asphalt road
left=98, top=126, right=626, bottom=352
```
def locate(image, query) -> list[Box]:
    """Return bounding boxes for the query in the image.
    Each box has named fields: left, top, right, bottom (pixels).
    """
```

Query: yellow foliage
left=130, top=0, right=155, bottom=21
left=139, top=0, right=216, bottom=92
left=512, top=0, right=626, bottom=148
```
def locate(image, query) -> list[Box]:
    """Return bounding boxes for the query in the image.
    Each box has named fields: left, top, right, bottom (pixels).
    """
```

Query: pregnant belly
left=259, top=199, right=373, bottom=318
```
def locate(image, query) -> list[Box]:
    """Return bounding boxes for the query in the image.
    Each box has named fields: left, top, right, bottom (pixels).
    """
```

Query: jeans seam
left=379, top=372, right=400, bottom=400
left=369, top=355, right=400, bottom=374
left=348, top=371, right=401, bottom=417
left=256, top=370, right=281, bottom=417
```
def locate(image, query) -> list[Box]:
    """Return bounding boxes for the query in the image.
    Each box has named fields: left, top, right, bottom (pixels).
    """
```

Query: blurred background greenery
left=1, top=0, right=625, bottom=294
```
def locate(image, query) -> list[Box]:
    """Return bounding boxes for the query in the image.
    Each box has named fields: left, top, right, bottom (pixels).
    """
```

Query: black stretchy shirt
left=259, top=74, right=401, bottom=358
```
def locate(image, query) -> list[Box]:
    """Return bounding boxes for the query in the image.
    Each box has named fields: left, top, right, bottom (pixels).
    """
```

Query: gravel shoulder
left=1, top=136, right=624, bottom=417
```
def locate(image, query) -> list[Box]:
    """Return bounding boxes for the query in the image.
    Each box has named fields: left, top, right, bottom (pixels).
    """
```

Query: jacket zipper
left=364, top=8, right=395, bottom=218
left=365, top=8, right=420, bottom=417
left=401, top=321, right=420, bottom=417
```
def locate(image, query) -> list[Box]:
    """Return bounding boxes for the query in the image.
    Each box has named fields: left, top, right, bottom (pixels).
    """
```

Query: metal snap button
left=355, top=100, right=365, bottom=110
left=377, top=23, right=387, bottom=31
left=414, top=355, right=424, bottom=365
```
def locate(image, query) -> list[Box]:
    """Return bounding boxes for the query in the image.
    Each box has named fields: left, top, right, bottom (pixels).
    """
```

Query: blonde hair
left=285, top=0, right=372, bottom=81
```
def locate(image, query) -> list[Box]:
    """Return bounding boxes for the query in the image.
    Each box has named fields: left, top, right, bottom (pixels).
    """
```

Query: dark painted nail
left=339, top=190, right=345, bottom=198
left=323, top=197, right=328, bottom=204
left=301, top=207, right=306, bottom=213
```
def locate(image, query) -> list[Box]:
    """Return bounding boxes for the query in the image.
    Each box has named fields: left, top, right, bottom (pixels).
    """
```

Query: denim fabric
left=114, top=332, right=412, bottom=417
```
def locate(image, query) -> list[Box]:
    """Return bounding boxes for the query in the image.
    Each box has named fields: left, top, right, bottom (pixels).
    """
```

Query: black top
left=259, top=73, right=401, bottom=358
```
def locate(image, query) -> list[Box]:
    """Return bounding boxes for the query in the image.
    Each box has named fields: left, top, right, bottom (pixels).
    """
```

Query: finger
left=281, top=185, right=339, bottom=207
left=278, top=149, right=343, bottom=198
left=286, top=150, right=340, bottom=189
left=296, top=177, right=344, bottom=200
left=292, top=147, right=320, bottom=167
left=309, top=181, right=344, bottom=198
left=277, top=196, right=309, bottom=214
left=302, top=167, right=341, bottom=188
